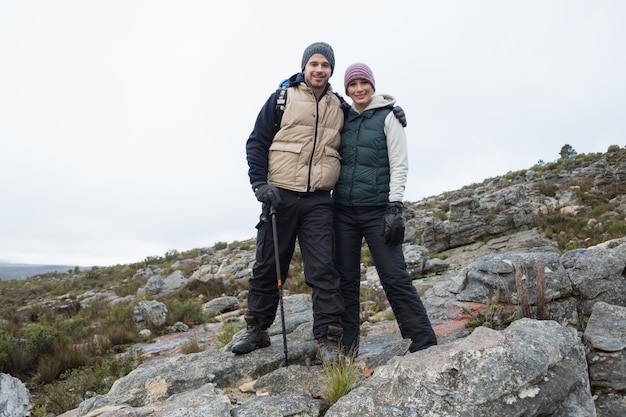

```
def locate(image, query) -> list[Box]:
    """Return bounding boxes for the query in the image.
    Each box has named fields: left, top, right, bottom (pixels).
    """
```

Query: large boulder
left=584, top=301, right=626, bottom=417
left=0, top=373, right=30, bottom=417
left=325, top=319, right=595, bottom=417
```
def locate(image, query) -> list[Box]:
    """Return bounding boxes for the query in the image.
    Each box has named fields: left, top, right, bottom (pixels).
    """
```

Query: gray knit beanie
left=301, top=42, right=335, bottom=74
left=344, top=62, right=376, bottom=94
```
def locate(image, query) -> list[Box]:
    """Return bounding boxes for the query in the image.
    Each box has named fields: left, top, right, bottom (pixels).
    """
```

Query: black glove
left=253, top=182, right=281, bottom=208
left=382, top=202, right=405, bottom=246
left=392, top=106, right=407, bottom=128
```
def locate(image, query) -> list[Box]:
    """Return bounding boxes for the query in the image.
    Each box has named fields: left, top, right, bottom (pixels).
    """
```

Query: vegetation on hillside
left=531, top=145, right=626, bottom=250
left=424, top=144, right=626, bottom=252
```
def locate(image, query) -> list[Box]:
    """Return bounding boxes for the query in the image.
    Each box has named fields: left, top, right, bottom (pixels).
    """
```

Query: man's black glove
left=392, top=106, right=407, bottom=127
left=253, top=182, right=281, bottom=208
left=382, top=202, right=405, bottom=246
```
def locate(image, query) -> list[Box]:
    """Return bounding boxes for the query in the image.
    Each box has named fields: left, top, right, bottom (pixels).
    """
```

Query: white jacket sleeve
left=384, top=112, right=408, bottom=203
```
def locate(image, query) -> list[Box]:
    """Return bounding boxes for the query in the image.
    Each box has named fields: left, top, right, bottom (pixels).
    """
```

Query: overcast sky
left=1, top=1, right=625, bottom=267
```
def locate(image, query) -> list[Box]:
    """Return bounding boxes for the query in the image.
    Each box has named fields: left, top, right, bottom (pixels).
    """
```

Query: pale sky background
left=1, top=1, right=625, bottom=267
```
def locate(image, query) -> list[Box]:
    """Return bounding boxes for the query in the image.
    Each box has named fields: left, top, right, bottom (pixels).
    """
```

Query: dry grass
left=322, top=357, right=360, bottom=406
left=180, top=338, right=203, bottom=354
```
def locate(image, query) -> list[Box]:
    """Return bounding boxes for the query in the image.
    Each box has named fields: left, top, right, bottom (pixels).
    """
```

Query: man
left=235, top=42, right=345, bottom=362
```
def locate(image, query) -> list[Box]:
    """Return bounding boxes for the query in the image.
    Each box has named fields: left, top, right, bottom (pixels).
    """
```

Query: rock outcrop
left=327, top=319, right=595, bottom=417
left=6, top=148, right=626, bottom=417
left=0, top=374, right=30, bottom=417
left=54, top=234, right=626, bottom=417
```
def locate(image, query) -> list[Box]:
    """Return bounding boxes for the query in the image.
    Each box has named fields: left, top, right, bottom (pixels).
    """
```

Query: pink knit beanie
left=344, top=63, right=376, bottom=93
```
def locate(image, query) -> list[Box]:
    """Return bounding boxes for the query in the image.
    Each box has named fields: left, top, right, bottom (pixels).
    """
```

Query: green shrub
left=41, top=383, right=78, bottom=415
left=607, top=144, right=621, bottom=152
left=588, top=202, right=617, bottom=217
left=102, top=302, right=134, bottom=327
left=215, top=321, right=245, bottom=349
left=31, top=405, right=49, bottom=417
left=115, top=278, right=144, bottom=297
left=431, top=209, right=447, bottom=221
left=0, top=333, right=18, bottom=373
left=605, top=220, right=626, bottom=237
left=165, top=249, right=180, bottom=261
left=37, top=350, right=142, bottom=415
left=103, top=324, right=138, bottom=347
left=185, top=279, right=224, bottom=299
left=143, top=255, right=164, bottom=266
left=99, top=302, right=140, bottom=346
left=228, top=240, right=256, bottom=251
left=534, top=181, right=558, bottom=197
left=213, top=241, right=228, bottom=251
left=166, top=299, right=207, bottom=326
left=25, top=322, right=65, bottom=360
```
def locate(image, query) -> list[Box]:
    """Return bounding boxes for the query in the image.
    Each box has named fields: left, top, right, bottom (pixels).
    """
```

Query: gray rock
left=0, top=373, right=30, bottom=417
left=562, top=246, right=626, bottom=321
left=458, top=251, right=572, bottom=308
left=202, top=296, right=240, bottom=316
left=144, top=275, right=164, bottom=296
left=160, top=270, right=188, bottom=294
left=325, top=319, right=595, bottom=417
left=133, top=300, right=168, bottom=328
left=584, top=301, right=626, bottom=416
left=231, top=391, right=323, bottom=417
left=594, top=391, right=626, bottom=417
left=584, top=302, right=626, bottom=352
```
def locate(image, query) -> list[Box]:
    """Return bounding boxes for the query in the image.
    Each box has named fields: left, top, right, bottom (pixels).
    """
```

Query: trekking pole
left=270, top=204, right=289, bottom=366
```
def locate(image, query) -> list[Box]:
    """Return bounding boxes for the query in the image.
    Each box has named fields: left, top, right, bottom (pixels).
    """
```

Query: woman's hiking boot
left=231, top=315, right=271, bottom=354
left=316, top=324, right=343, bottom=363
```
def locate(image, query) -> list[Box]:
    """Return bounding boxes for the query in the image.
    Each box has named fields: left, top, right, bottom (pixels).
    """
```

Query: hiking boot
left=408, top=338, right=437, bottom=353
left=317, top=324, right=343, bottom=363
left=231, top=315, right=270, bottom=354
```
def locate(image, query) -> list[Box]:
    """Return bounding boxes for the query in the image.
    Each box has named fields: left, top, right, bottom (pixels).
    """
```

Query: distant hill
left=0, top=262, right=78, bottom=280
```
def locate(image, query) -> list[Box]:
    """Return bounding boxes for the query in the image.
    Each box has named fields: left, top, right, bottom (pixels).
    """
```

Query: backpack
left=273, top=86, right=348, bottom=130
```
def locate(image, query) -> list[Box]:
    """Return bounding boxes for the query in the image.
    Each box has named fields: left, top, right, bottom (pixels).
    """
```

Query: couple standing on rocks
left=233, top=41, right=437, bottom=363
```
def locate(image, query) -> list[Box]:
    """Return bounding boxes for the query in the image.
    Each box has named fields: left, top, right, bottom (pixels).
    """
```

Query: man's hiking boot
left=408, top=338, right=437, bottom=353
left=231, top=315, right=270, bottom=354
left=317, top=324, right=343, bottom=363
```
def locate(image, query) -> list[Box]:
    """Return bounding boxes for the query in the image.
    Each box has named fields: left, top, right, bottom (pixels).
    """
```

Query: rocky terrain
left=2, top=147, right=626, bottom=416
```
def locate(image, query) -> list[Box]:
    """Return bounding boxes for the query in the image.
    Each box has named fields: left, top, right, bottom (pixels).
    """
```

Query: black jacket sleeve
left=246, top=92, right=279, bottom=186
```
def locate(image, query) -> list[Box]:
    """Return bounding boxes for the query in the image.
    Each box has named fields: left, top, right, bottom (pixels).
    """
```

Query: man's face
left=303, top=54, right=332, bottom=92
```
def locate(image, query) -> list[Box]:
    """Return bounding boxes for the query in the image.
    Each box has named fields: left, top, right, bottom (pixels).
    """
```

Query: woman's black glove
left=253, top=182, right=281, bottom=208
left=392, top=106, right=407, bottom=127
left=382, top=202, right=405, bottom=246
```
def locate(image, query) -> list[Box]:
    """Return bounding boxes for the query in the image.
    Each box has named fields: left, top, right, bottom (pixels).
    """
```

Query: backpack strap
left=333, top=92, right=351, bottom=116
left=333, top=91, right=347, bottom=106
left=274, top=88, right=348, bottom=128
left=274, top=87, right=288, bottom=129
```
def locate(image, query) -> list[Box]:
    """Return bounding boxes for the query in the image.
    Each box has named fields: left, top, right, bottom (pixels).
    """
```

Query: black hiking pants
left=334, top=204, right=437, bottom=353
left=247, top=189, right=343, bottom=339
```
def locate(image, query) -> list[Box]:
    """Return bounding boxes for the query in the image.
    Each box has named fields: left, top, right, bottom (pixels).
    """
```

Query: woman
left=334, top=63, right=437, bottom=355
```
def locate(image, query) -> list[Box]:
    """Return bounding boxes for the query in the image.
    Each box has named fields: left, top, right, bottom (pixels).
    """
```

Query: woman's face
left=346, top=79, right=374, bottom=112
